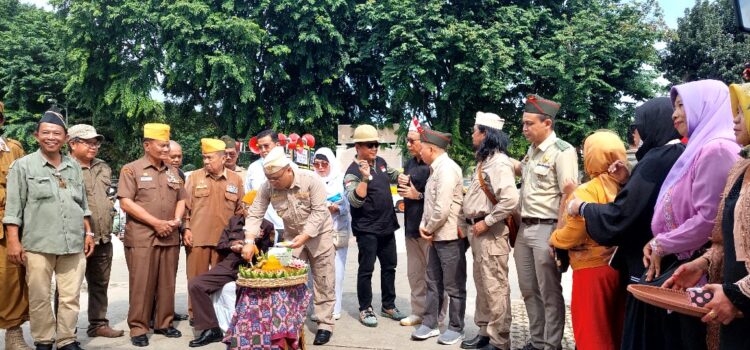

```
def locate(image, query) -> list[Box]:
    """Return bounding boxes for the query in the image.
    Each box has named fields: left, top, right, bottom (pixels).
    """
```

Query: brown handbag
left=477, top=162, right=519, bottom=247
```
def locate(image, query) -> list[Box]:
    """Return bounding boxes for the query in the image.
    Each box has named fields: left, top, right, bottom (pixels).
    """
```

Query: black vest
left=345, top=156, right=399, bottom=236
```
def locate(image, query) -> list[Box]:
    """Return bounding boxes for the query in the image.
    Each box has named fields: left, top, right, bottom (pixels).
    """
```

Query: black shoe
left=58, top=342, right=85, bottom=350
left=174, top=313, right=189, bottom=321
left=131, top=335, right=149, bottom=347
left=479, top=344, right=503, bottom=350
left=189, top=327, right=223, bottom=347
left=154, top=327, right=182, bottom=338
left=35, top=344, right=53, bottom=350
left=516, top=344, right=541, bottom=350
left=461, top=335, right=490, bottom=349
left=313, top=330, right=332, bottom=345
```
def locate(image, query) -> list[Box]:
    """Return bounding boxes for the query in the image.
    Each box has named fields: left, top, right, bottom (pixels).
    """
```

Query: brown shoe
left=90, top=325, right=125, bottom=338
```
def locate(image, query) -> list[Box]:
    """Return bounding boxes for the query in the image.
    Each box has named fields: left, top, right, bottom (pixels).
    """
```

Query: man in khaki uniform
left=183, top=138, right=245, bottom=319
left=242, top=147, right=335, bottom=346
left=514, top=95, right=578, bottom=350
left=0, top=101, right=30, bottom=350
left=411, top=128, right=466, bottom=346
left=461, top=113, right=519, bottom=350
left=117, top=123, right=187, bottom=347
left=4, top=111, right=95, bottom=350
left=220, top=136, right=247, bottom=182
left=67, top=124, right=125, bottom=339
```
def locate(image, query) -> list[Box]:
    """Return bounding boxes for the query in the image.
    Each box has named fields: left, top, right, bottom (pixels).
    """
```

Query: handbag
left=477, top=162, right=520, bottom=247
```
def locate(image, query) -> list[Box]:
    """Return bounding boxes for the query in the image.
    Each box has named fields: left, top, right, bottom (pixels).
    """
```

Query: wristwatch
left=85, top=232, right=95, bottom=237
left=417, top=192, right=424, bottom=200
left=244, top=238, right=255, bottom=245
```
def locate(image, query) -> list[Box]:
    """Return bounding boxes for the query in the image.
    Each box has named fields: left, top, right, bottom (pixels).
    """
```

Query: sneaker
left=400, top=314, right=422, bottom=326
left=437, top=329, right=465, bottom=345
left=359, top=307, right=378, bottom=327
left=411, top=325, right=440, bottom=340
left=333, top=313, right=341, bottom=320
left=381, top=307, right=407, bottom=321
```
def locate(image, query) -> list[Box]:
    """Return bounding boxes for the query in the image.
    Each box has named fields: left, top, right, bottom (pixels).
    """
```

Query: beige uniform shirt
left=520, top=132, right=578, bottom=219
left=244, top=167, right=333, bottom=258
left=420, top=152, right=463, bottom=241
left=463, top=152, right=519, bottom=227
left=229, top=165, right=247, bottom=184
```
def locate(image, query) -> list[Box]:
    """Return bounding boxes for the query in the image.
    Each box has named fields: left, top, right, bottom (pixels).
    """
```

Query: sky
left=21, top=0, right=692, bottom=29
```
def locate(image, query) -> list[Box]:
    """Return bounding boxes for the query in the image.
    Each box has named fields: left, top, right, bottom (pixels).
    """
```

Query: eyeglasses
left=258, top=143, right=274, bottom=151
left=313, top=161, right=329, bottom=168
left=361, top=142, right=379, bottom=149
left=266, top=166, right=289, bottom=182
left=78, top=140, right=101, bottom=149
left=406, top=138, right=420, bottom=145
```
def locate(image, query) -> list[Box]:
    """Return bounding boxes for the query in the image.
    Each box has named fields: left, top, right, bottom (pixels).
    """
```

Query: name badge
left=140, top=176, right=153, bottom=182
left=226, top=184, right=238, bottom=194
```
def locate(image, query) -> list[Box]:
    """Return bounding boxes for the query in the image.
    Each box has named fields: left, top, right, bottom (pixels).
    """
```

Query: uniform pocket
left=194, top=186, right=210, bottom=198
left=136, top=180, right=158, bottom=202
left=28, top=176, right=53, bottom=200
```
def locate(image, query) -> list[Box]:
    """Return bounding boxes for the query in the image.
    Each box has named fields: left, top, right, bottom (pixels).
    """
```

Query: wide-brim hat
left=351, top=124, right=380, bottom=143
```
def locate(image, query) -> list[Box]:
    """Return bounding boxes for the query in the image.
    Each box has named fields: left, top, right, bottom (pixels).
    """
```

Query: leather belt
left=465, top=215, right=487, bottom=225
left=521, top=217, right=557, bottom=225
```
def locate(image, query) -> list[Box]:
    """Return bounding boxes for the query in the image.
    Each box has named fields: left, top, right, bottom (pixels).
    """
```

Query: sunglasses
left=313, top=161, right=329, bottom=168
left=406, top=138, right=420, bottom=145
left=360, top=142, right=379, bottom=149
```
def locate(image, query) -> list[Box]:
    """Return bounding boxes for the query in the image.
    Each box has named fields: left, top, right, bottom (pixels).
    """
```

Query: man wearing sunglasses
left=68, top=124, right=125, bottom=339
left=4, top=111, right=95, bottom=350
left=343, top=124, right=406, bottom=328
left=242, top=147, right=336, bottom=345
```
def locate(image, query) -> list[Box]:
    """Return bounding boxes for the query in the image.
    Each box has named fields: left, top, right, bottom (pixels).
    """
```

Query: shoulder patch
left=554, top=139, right=573, bottom=151
left=122, top=167, right=134, bottom=176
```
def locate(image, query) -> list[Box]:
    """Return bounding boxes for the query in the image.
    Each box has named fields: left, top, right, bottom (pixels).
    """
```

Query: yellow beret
left=201, top=138, right=225, bottom=154
left=242, top=190, right=258, bottom=205
left=263, top=147, right=290, bottom=174
left=144, top=123, right=170, bottom=141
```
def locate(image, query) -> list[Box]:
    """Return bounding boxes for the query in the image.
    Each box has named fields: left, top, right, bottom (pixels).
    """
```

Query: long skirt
left=571, top=265, right=625, bottom=350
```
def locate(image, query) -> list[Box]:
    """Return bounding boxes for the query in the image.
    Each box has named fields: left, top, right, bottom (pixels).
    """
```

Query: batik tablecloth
left=223, top=284, right=310, bottom=350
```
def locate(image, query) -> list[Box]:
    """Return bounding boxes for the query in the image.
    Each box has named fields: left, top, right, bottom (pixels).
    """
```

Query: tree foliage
left=2, top=0, right=666, bottom=169
left=660, top=0, right=750, bottom=85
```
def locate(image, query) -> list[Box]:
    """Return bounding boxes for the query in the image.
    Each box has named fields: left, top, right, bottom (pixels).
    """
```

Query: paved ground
left=1, top=215, right=576, bottom=349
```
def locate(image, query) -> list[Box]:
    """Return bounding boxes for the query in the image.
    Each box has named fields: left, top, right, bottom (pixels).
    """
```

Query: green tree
left=660, top=0, right=750, bottom=85
left=0, top=0, right=68, bottom=149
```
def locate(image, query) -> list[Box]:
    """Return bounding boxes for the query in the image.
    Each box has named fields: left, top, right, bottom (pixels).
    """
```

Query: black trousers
left=85, top=241, right=114, bottom=335
left=355, top=233, right=397, bottom=311
left=187, top=257, right=238, bottom=331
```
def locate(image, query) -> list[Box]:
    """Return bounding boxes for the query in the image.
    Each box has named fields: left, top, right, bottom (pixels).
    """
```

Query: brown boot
left=5, top=326, right=33, bottom=350
left=90, top=325, right=125, bottom=338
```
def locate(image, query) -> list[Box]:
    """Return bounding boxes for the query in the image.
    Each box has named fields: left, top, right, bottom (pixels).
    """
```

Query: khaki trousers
left=405, top=236, right=448, bottom=319
left=469, top=223, right=512, bottom=349
left=0, top=237, right=29, bottom=329
left=299, top=245, right=335, bottom=332
left=125, top=245, right=179, bottom=336
left=513, top=223, right=565, bottom=350
left=186, top=246, right=221, bottom=318
left=25, top=252, right=86, bottom=347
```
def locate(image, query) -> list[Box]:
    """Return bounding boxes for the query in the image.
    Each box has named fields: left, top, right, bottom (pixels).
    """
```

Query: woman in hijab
left=566, top=96, right=685, bottom=350
left=664, top=83, right=750, bottom=350
left=550, top=130, right=627, bottom=350
left=642, top=79, right=740, bottom=349
left=313, top=147, right=351, bottom=320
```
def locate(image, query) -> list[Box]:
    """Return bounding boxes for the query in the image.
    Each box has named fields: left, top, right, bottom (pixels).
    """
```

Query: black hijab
left=633, top=97, right=680, bottom=161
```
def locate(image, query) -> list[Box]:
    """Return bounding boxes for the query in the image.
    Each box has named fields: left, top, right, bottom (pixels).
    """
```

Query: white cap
left=475, top=111, right=505, bottom=131
left=263, top=147, right=290, bottom=174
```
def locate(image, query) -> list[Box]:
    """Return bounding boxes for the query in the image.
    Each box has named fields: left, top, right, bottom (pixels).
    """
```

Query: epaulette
left=554, top=139, right=573, bottom=151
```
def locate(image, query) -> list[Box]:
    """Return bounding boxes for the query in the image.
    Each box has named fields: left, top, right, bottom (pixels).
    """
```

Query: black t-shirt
left=345, top=156, right=399, bottom=236
left=403, top=157, right=429, bottom=238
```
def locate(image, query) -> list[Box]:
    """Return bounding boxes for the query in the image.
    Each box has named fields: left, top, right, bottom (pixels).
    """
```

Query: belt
left=521, top=217, right=557, bottom=225
left=465, top=215, right=486, bottom=225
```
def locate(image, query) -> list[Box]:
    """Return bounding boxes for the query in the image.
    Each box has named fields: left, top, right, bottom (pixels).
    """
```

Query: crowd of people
left=0, top=78, right=750, bottom=350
